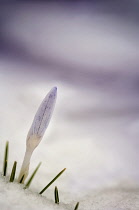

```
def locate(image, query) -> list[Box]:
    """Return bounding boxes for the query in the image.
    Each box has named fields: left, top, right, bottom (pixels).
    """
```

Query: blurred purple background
left=0, top=0, right=139, bottom=195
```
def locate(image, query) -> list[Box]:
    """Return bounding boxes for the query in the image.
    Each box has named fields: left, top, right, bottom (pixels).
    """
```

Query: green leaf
left=19, top=174, right=25, bottom=183
left=9, top=161, right=17, bottom=182
left=54, top=186, right=59, bottom=204
left=74, top=202, right=79, bottom=210
left=3, top=141, right=9, bottom=176
left=24, top=162, right=41, bottom=189
left=39, top=168, right=66, bottom=195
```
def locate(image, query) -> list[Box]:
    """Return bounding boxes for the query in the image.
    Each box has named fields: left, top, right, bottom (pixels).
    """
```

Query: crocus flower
left=18, top=87, right=57, bottom=183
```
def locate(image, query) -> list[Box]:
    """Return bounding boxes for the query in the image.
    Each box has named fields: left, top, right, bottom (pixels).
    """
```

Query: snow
left=0, top=176, right=71, bottom=210
left=0, top=1, right=139, bottom=210
left=0, top=176, right=139, bottom=210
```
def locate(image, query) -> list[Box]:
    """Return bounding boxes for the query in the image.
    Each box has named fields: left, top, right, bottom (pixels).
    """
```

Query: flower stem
left=18, top=149, right=33, bottom=183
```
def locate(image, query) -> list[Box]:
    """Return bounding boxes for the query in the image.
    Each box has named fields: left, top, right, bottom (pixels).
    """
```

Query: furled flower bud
left=18, top=87, right=57, bottom=183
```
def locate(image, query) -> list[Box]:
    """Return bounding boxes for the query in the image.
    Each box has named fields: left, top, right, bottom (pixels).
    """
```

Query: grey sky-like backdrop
left=0, top=0, right=139, bottom=195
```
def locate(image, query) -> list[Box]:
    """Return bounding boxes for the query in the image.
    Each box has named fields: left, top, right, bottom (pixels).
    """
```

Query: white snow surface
left=0, top=176, right=139, bottom=210
left=0, top=2, right=139, bottom=210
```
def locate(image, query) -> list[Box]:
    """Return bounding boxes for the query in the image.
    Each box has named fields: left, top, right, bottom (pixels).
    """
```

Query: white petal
left=18, top=87, right=57, bottom=182
left=27, top=87, right=57, bottom=143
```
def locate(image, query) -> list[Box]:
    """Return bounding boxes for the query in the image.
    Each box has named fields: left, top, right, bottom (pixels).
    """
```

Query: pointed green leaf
left=3, top=141, right=9, bottom=176
left=24, top=162, right=41, bottom=189
left=74, top=202, right=79, bottom=210
left=39, top=168, right=66, bottom=194
left=54, top=186, right=59, bottom=204
left=19, top=174, right=25, bottom=183
left=9, top=161, right=17, bottom=182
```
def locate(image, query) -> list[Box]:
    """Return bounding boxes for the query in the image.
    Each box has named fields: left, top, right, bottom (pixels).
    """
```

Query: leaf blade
left=39, top=168, right=66, bottom=195
left=3, top=141, right=9, bottom=176
left=24, top=162, right=41, bottom=189
left=9, top=161, right=17, bottom=182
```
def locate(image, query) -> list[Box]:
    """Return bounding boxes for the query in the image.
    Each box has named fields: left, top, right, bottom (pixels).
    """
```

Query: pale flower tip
left=48, top=86, right=57, bottom=98
left=51, top=86, right=57, bottom=94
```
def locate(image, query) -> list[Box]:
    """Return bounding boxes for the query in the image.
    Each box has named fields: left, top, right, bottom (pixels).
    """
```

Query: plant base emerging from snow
left=1, top=87, right=79, bottom=209
left=1, top=141, right=79, bottom=209
left=2, top=141, right=66, bottom=202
